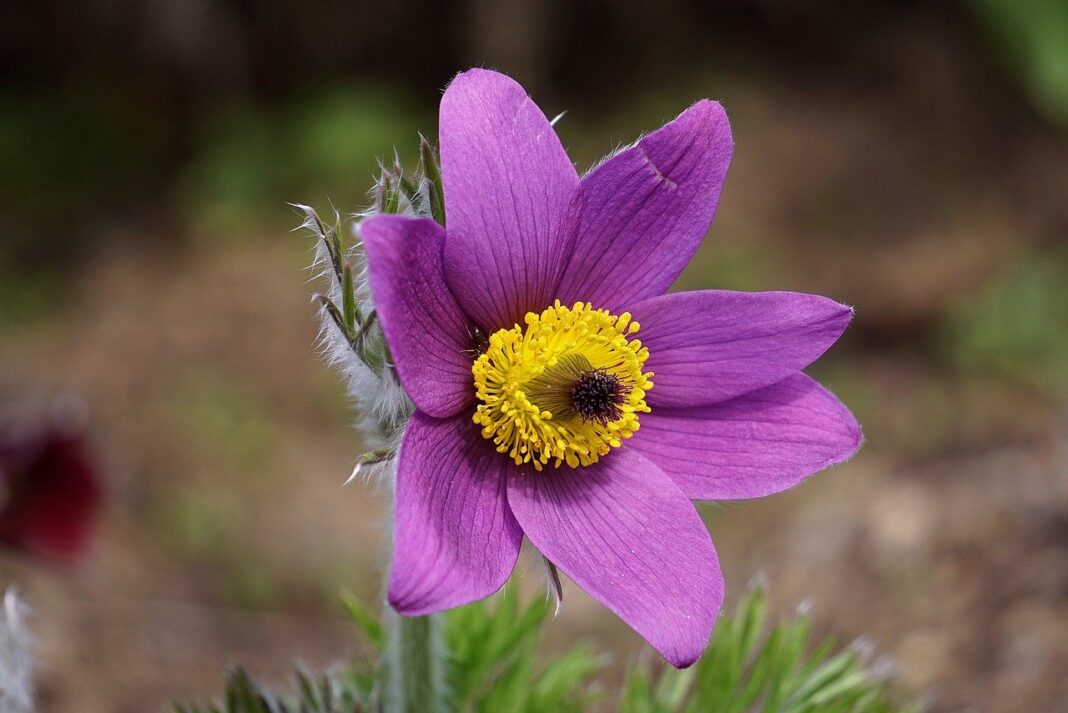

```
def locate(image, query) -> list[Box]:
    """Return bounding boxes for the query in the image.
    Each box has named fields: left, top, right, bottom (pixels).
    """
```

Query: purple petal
left=388, top=411, right=524, bottom=615
left=361, top=216, right=475, bottom=418
left=506, top=449, right=722, bottom=668
left=633, top=290, right=853, bottom=408
left=440, top=68, right=580, bottom=331
left=555, top=101, right=733, bottom=312
left=630, top=374, right=862, bottom=500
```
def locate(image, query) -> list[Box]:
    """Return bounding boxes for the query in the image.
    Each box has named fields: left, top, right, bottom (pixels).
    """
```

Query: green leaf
left=342, top=264, right=358, bottom=335
left=628, top=588, right=911, bottom=713
left=528, top=647, right=602, bottom=712
left=397, top=173, right=422, bottom=213
left=443, top=585, right=598, bottom=712
left=653, top=667, right=694, bottom=710
left=419, top=134, right=446, bottom=226
left=177, top=585, right=911, bottom=713
left=382, top=172, right=400, bottom=214
left=619, top=667, right=656, bottom=713
left=339, top=588, right=385, bottom=649
left=966, top=0, right=1068, bottom=126
left=178, top=665, right=373, bottom=712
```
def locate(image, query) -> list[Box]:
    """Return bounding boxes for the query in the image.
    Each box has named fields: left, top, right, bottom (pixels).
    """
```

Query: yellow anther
left=471, top=301, right=652, bottom=471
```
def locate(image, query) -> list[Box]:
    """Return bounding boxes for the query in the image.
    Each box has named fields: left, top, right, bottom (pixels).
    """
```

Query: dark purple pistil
left=570, top=369, right=628, bottom=424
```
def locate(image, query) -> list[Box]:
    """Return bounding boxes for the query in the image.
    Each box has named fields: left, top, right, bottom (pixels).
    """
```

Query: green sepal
left=342, top=264, right=358, bottom=335
left=381, top=171, right=400, bottom=215
left=419, top=134, right=446, bottom=226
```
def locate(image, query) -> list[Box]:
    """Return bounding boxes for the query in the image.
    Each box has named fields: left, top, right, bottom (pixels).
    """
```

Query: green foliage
left=419, top=135, right=446, bottom=226
left=168, top=372, right=279, bottom=472
left=181, top=87, right=423, bottom=234
left=0, top=262, right=62, bottom=329
left=179, top=587, right=912, bottom=713
left=371, top=142, right=442, bottom=221
left=173, top=666, right=373, bottom=713
left=620, top=589, right=912, bottom=713
left=340, top=588, right=385, bottom=650
left=443, top=585, right=601, bottom=712
left=944, top=251, right=1068, bottom=400
left=967, top=0, right=1068, bottom=126
left=0, top=85, right=169, bottom=231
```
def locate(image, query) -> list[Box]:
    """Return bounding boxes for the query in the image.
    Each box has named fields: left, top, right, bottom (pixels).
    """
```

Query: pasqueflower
left=0, top=423, right=100, bottom=559
left=360, top=69, right=860, bottom=667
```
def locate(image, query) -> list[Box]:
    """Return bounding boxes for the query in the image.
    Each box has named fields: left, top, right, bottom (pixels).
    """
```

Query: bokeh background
left=2, top=1, right=1067, bottom=710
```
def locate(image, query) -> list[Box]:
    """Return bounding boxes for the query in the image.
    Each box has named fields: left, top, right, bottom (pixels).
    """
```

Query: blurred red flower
left=0, top=423, right=101, bottom=559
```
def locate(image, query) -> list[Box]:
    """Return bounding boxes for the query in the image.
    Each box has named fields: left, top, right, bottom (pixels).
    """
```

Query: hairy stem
left=380, top=446, right=445, bottom=713
left=382, top=609, right=445, bottom=713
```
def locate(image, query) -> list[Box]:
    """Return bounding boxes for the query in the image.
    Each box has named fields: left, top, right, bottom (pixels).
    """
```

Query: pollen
left=471, top=301, right=654, bottom=470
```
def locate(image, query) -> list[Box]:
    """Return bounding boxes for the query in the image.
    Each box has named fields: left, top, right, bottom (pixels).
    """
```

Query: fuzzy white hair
left=294, top=202, right=415, bottom=487
left=0, top=589, right=33, bottom=713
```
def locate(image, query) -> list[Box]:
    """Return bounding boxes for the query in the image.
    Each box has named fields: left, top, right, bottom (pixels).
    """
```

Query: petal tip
left=691, top=97, right=728, bottom=121
left=385, top=581, right=420, bottom=616
left=446, top=67, right=523, bottom=97
left=662, top=603, right=720, bottom=669
left=845, top=419, right=865, bottom=459
left=669, top=651, right=702, bottom=670
left=685, top=98, right=733, bottom=145
left=816, top=296, right=855, bottom=341
left=823, top=393, right=864, bottom=469
left=386, top=573, right=450, bottom=617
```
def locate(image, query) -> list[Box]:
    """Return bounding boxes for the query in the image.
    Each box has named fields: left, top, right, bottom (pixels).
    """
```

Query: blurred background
left=2, top=0, right=1067, bottom=710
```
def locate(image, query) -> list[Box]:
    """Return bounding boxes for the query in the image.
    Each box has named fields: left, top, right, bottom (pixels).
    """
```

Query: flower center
left=471, top=301, right=653, bottom=470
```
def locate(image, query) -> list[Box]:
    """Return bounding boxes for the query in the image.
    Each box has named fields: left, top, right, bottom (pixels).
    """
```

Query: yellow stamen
left=471, top=301, right=653, bottom=470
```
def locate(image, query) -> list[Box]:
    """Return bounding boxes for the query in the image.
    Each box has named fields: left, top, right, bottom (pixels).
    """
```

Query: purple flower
left=360, top=69, right=860, bottom=667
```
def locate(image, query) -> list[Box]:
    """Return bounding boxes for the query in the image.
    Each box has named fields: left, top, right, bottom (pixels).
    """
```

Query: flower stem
left=382, top=608, right=446, bottom=713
